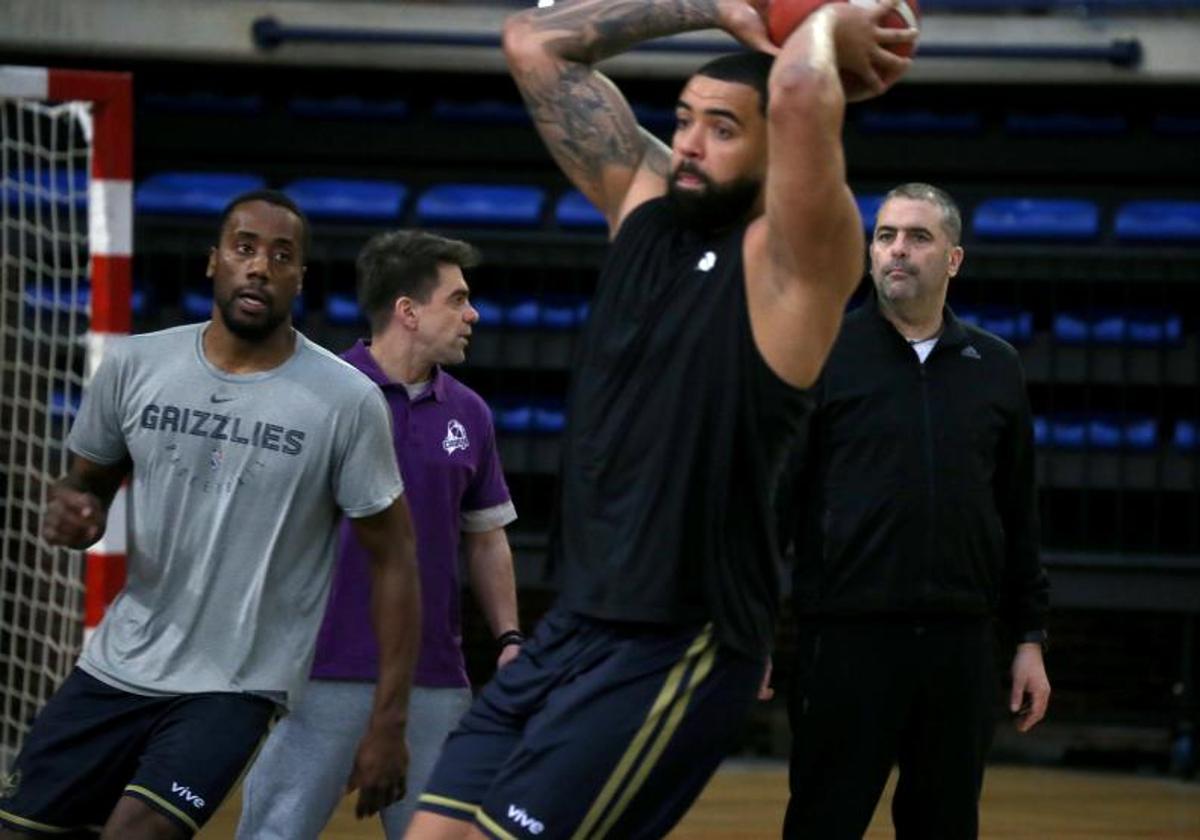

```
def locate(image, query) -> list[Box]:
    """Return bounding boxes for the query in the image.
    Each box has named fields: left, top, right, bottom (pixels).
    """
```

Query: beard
left=666, top=164, right=761, bottom=234
left=873, top=261, right=921, bottom=302
left=216, top=291, right=289, bottom=341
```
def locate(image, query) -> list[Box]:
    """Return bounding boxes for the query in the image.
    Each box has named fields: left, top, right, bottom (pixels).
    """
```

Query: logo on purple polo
left=443, top=419, right=470, bottom=454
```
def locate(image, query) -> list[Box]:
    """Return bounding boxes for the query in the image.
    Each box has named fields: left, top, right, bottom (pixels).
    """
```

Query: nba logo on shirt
left=443, top=419, right=470, bottom=454
left=209, top=448, right=223, bottom=471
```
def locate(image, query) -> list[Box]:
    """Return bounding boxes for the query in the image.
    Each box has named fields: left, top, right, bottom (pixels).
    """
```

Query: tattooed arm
left=502, top=0, right=774, bottom=237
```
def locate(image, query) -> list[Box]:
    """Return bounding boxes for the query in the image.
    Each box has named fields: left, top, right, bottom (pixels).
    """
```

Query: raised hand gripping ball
left=767, top=0, right=920, bottom=58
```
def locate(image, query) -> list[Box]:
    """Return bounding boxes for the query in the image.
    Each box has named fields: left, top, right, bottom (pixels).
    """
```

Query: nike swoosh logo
left=209, top=395, right=235, bottom=404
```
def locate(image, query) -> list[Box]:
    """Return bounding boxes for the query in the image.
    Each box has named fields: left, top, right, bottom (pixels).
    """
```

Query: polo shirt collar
left=345, top=339, right=447, bottom=402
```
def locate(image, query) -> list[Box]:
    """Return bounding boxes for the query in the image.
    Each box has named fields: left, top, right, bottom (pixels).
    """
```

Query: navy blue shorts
left=0, top=668, right=275, bottom=837
left=417, top=608, right=763, bottom=839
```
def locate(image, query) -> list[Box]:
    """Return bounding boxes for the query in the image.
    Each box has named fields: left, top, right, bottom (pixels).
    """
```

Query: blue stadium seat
left=857, top=110, right=982, bottom=135
left=1049, top=416, right=1088, bottom=450
left=136, top=172, right=266, bottom=216
left=288, top=97, right=409, bottom=120
left=1052, top=313, right=1089, bottom=344
left=1053, top=311, right=1182, bottom=345
left=50, top=389, right=81, bottom=421
left=1114, top=201, right=1200, bottom=243
left=973, top=198, right=1100, bottom=241
left=1005, top=112, right=1127, bottom=137
left=182, top=290, right=213, bottom=322
left=283, top=178, right=408, bottom=222
left=532, top=402, right=567, bottom=434
left=956, top=306, right=1033, bottom=343
left=142, top=92, right=263, bottom=115
left=470, top=296, right=504, bottom=326
left=1033, top=416, right=1049, bottom=448
left=415, top=184, right=545, bottom=227
left=24, top=282, right=154, bottom=319
left=856, top=194, right=886, bottom=233
left=1175, top=420, right=1197, bottom=452
left=131, top=286, right=151, bottom=318
left=23, top=283, right=90, bottom=315
left=324, top=292, right=363, bottom=326
left=504, top=299, right=541, bottom=329
left=431, top=99, right=528, bottom=125
left=1152, top=114, right=1200, bottom=136
left=471, top=297, right=503, bottom=328
left=556, top=190, right=606, bottom=230
left=1091, top=314, right=1126, bottom=344
left=492, top=403, right=534, bottom=434
left=1088, top=417, right=1124, bottom=451
left=1046, top=415, right=1159, bottom=451
left=1127, top=312, right=1183, bottom=346
left=540, top=296, right=584, bottom=330
left=3, top=168, right=88, bottom=211
left=1124, top=418, right=1158, bottom=451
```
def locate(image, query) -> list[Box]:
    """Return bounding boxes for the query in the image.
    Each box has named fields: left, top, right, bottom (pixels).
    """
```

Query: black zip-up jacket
left=785, top=293, right=1049, bottom=640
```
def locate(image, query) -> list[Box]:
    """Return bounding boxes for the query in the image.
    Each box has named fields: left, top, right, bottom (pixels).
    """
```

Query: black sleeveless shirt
left=555, top=197, right=812, bottom=658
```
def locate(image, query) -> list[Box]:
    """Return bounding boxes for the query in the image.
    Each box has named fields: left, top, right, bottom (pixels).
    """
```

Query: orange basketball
left=767, top=0, right=920, bottom=58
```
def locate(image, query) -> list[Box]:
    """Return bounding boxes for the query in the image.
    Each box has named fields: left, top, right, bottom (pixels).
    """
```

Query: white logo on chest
left=443, top=419, right=470, bottom=454
left=697, top=251, right=717, bottom=272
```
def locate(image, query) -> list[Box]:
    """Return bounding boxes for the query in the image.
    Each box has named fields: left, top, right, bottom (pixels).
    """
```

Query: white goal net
left=1, top=88, right=96, bottom=773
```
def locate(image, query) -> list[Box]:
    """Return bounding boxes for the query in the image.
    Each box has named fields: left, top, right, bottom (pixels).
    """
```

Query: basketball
left=767, top=0, right=921, bottom=58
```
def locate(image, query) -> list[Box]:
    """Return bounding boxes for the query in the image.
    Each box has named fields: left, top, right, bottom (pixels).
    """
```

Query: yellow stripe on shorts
left=571, top=623, right=716, bottom=840
left=0, top=807, right=77, bottom=834
left=419, top=791, right=481, bottom=818
left=124, top=785, right=201, bottom=834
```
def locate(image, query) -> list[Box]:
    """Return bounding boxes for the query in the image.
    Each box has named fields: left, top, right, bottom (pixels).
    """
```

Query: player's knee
left=101, top=795, right=189, bottom=840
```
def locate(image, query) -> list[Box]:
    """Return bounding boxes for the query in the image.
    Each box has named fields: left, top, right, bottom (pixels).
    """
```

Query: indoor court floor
left=200, top=761, right=1200, bottom=838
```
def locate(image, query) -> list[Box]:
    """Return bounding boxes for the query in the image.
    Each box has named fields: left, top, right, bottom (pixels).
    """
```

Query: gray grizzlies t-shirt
left=67, top=322, right=404, bottom=707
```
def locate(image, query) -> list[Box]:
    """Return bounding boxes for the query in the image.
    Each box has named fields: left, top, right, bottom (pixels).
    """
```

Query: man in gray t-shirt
left=0, top=191, right=420, bottom=840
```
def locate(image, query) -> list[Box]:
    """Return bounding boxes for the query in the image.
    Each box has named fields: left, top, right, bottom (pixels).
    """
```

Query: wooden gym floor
left=200, top=761, right=1200, bottom=838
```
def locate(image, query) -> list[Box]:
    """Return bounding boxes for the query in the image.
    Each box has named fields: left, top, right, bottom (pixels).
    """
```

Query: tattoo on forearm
left=511, top=0, right=716, bottom=192
left=531, top=0, right=719, bottom=63
left=515, top=61, right=645, bottom=187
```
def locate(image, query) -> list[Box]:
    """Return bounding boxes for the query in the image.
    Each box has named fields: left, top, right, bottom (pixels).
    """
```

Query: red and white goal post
left=0, top=65, right=131, bottom=768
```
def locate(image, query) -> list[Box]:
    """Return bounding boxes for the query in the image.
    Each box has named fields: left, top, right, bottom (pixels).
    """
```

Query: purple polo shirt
left=309, top=340, right=515, bottom=687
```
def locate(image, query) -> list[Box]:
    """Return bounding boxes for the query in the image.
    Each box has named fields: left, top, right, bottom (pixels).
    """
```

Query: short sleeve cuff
left=461, top=500, right=517, bottom=533
left=342, top=483, right=405, bottom=519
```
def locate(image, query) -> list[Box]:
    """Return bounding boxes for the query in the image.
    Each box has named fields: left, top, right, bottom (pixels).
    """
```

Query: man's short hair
left=882, top=183, right=963, bottom=245
left=216, top=189, right=311, bottom=262
left=693, top=51, right=774, bottom=115
left=357, top=229, right=482, bottom=334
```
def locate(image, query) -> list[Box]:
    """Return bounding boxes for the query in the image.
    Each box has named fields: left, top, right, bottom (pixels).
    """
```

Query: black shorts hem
left=122, top=786, right=200, bottom=836
left=476, top=808, right=520, bottom=840
left=0, top=807, right=99, bottom=837
left=416, top=792, right=480, bottom=823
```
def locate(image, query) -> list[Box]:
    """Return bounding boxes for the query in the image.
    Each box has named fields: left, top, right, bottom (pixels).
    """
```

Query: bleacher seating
left=284, top=178, right=408, bottom=222
left=136, top=172, right=266, bottom=216
left=973, top=198, right=1100, bottom=241
left=415, top=184, right=545, bottom=227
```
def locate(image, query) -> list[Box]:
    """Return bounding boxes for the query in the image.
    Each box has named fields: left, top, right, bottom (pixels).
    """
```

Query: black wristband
left=496, top=630, right=525, bottom=649
left=1019, top=629, right=1048, bottom=651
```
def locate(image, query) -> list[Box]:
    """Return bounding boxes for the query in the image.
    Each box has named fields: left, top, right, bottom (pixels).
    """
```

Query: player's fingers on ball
left=873, top=47, right=911, bottom=68
left=858, top=66, right=887, bottom=96
left=872, top=0, right=902, bottom=17
left=877, top=25, right=919, bottom=44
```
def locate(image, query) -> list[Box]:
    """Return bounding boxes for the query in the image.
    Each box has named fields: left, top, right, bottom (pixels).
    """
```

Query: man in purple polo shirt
left=237, top=230, right=520, bottom=839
